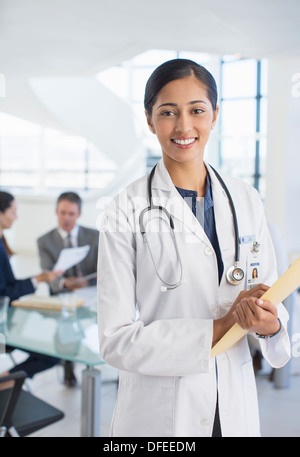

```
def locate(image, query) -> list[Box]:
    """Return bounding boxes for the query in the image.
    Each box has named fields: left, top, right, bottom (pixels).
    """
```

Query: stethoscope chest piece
left=226, top=263, right=245, bottom=285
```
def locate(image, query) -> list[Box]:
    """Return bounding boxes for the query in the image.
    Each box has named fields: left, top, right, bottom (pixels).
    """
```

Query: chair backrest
left=0, top=371, right=64, bottom=437
left=0, top=371, right=26, bottom=432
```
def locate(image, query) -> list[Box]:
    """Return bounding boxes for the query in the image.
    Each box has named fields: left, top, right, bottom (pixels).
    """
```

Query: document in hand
left=211, top=256, right=300, bottom=357
left=53, top=245, right=90, bottom=272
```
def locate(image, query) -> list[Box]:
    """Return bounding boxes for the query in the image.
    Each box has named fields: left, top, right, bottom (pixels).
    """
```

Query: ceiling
left=0, top=0, right=299, bottom=186
left=0, top=0, right=300, bottom=79
left=0, top=0, right=299, bottom=196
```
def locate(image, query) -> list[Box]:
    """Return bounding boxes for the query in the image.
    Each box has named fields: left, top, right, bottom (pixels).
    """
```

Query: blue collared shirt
left=176, top=171, right=224, bottom=284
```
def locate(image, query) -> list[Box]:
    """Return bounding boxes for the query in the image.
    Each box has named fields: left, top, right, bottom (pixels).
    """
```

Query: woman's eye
left=193, top=108, right=204, bottom=114
left=161, top=111, right=175, bottom=116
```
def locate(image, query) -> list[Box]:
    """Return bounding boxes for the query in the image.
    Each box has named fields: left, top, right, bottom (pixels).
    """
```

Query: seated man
left=37, top=192, right=98, bottom=294
left=37, top=191, right=99, bottom=386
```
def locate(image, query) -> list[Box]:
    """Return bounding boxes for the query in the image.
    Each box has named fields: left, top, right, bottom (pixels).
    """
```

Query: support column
left=81, top=366, right=101, bottom=437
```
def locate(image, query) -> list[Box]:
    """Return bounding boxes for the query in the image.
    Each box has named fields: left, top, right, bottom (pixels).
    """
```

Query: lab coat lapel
left=151, top=159, right=210, bottom=245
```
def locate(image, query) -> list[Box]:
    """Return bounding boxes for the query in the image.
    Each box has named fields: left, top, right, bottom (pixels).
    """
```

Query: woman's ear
left=145, top=110, right=156, bottom=134
left=211, top=105, right=219, bottom=129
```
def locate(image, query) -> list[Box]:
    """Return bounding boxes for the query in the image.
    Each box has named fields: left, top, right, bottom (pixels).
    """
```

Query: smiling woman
left=97, top=58, right=290, bottom=438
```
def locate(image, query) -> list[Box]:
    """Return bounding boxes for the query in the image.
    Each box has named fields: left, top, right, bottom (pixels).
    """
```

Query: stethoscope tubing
left=139, top=164, right=243, bottom=290
left=208, top=165, right=240, bottom=265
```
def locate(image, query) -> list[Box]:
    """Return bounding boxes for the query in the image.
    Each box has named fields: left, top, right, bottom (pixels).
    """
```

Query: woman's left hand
left=233, top=297, right=280, bottom=337
left=35, top=270, right=63, bottom=283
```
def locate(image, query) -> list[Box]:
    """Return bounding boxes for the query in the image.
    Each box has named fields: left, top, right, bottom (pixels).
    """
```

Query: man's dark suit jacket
left=37, top=225, right=99, bottom=295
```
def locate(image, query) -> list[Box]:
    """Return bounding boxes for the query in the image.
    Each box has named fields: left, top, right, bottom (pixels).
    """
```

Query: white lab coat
left=97, top=159, right=290, bottom=437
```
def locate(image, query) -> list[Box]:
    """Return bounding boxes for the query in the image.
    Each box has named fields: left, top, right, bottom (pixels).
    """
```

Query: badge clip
left=251, top=241, right=260, bottom=253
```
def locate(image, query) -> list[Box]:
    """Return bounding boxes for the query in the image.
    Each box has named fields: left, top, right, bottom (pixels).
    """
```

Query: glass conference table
left=4, top=289, right=105, bottom=437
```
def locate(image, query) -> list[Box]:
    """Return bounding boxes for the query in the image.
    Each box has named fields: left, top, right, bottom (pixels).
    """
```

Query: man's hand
left=63, top=276, right=88, bottom=290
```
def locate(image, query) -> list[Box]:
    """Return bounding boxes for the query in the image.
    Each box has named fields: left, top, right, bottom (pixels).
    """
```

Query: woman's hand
left=212, top=284, right=270, bottom=347
left=231, top=283, right=270, bottom=312
left=233, top=297, right=280, bottom=337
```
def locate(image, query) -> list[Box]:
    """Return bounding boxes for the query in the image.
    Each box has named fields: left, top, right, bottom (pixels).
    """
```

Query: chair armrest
left=0, top=370, right=27, bottom=385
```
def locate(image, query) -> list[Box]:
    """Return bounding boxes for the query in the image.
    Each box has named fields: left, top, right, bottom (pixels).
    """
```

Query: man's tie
left=66, top=232, right=81, bottom=277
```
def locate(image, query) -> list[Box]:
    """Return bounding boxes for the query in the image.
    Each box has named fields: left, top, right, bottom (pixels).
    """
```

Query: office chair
left=0, top=370, right=64, bottom=437
left=6, top=348, right=33, bottom=393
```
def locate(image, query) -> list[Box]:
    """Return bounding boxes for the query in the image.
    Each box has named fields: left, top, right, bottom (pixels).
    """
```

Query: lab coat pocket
left=110, top=372, right=175, bottom=437
left=241, top=359, right=260, bottom=436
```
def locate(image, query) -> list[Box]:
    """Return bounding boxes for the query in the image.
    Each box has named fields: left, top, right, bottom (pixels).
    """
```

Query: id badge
left=247, top=247, right=261, bottom=290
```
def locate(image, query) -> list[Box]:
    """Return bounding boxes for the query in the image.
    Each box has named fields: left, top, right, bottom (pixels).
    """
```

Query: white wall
left=265, top=57, right=300, bottom=260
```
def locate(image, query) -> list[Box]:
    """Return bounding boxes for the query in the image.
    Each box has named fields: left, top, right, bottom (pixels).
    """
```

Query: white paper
left=53, top=245, right=90, bottom=272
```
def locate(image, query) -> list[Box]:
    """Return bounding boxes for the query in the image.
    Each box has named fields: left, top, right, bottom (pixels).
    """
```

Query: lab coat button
left=205, top=247, right=213, bottom=256
left=201, top=418, right=210, bottom=426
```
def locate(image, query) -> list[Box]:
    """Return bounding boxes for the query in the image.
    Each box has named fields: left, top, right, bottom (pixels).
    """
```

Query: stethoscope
left=139, top=164, right=245, bottom=292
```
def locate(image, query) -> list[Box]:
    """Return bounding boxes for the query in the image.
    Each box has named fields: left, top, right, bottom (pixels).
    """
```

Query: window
left=218, top=56, right=267, bottom=197
left=0, top=50, right=267, bottom=196
left=0, top=114, right=117, bottom=194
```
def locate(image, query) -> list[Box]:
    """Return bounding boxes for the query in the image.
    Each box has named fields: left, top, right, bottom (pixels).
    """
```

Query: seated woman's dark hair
left=0, top=191, right=15, bottom=256
left=144, top=59, right=218, bottom=116
left=0, top=191, right=14, bottom=213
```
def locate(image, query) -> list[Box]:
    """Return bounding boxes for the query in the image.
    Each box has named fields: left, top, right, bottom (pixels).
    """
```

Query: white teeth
left=173, top=138, right=195, bottom=145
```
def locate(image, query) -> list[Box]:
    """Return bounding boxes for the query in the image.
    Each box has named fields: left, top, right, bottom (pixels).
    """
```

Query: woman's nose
left=174, top=112, right=192, bottom=134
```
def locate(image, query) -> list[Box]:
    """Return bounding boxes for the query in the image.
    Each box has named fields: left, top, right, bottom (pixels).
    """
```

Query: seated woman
left=0, top=191, right=62, bottom=387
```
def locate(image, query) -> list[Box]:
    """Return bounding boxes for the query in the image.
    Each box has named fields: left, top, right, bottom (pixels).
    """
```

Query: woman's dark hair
left=144, top=59, right=218, bottom=115
left=0, top=191, right=14, bottom=214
